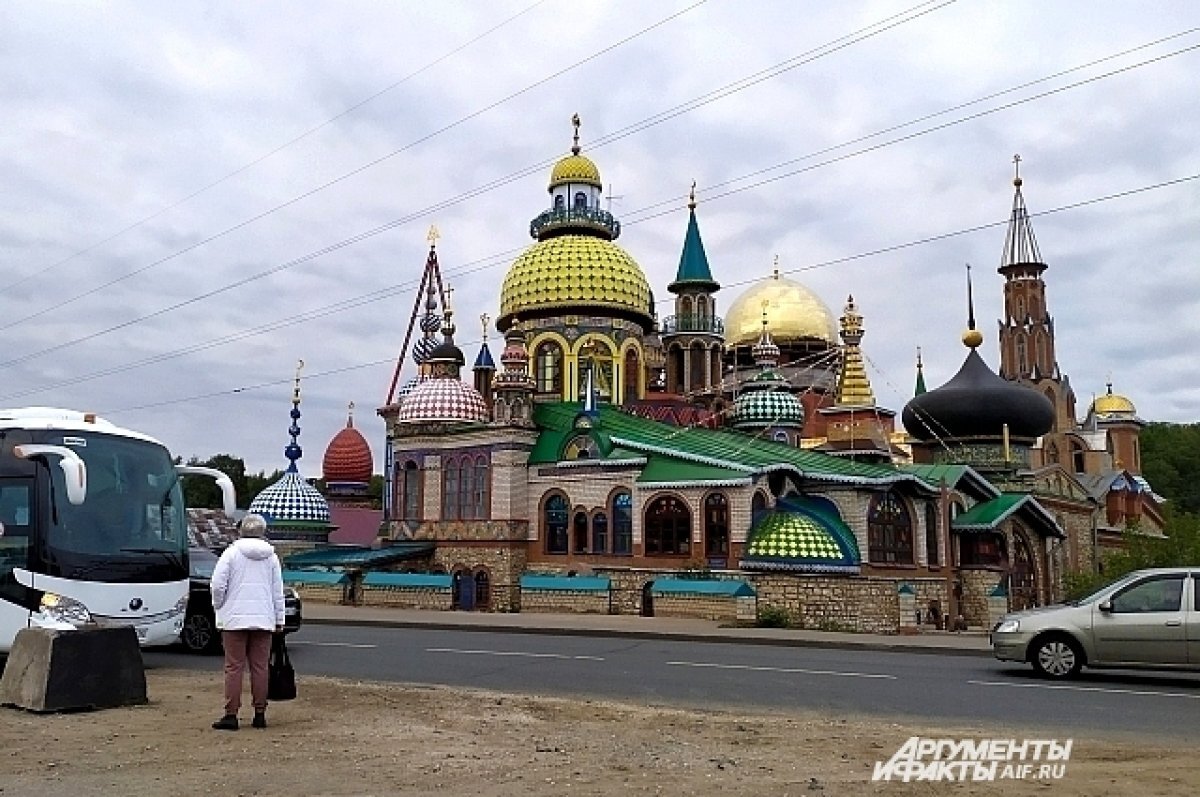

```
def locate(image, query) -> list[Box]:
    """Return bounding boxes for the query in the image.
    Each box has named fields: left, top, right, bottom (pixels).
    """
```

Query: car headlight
left=993, top=619, right=1021, bottom=634
left=40, top=592, right=93, bottom=625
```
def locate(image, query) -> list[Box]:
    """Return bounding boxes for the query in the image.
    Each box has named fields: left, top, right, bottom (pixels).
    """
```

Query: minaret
left=995, top=156, right=1075, bottom=433
left=661, top=182, right=723, bottom=402
left=473, top=313, right=496, bottom=412
left=284, top=360, right=305, bottom=474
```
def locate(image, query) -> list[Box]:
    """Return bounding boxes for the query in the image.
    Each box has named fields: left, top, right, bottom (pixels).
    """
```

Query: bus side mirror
left=14, top=444, right=88, bottom=505
left=176, top=465, right=237, bottom=516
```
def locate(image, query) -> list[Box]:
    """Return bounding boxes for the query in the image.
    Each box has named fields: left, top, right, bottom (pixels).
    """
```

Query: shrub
left=756, top=606, right=793, bottom=628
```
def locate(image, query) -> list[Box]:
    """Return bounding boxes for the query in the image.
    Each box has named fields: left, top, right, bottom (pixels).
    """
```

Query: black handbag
left=268, top=632, right=297, bottom=701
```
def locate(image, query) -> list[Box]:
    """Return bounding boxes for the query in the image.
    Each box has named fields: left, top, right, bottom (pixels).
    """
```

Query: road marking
left=426, top=647, right=605, bottom=661
left=968, top=679, right=1200, bottom=699
left=667, top=661, right=896, bottom=680
left=288, top=641, right=377, bottom=649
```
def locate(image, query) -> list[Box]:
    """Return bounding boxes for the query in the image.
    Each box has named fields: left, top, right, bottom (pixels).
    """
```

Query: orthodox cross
left=427, top=224, right=440, bottom=248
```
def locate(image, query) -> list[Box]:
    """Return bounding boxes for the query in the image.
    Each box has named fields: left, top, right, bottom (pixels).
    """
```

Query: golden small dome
left=549, top=154, right=602, bottom=189
left=1093, top=384, right=1136, bottom=416
left=962, top=328, right=984, bottom=349
left=497, top=235, right=652, bottom=330
left=724, top=272, right=837, bottom=347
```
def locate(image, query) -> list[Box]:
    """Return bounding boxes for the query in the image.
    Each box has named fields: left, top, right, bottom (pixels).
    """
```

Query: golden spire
left=688, top=180, right=697, bottom=211
left=426, top=224, right=440, bottom=249
left=835, top=294, right=875, bottom=407
left=962, top=263, right=983, bottom=349
left=571, top=113, right=581, bottom=155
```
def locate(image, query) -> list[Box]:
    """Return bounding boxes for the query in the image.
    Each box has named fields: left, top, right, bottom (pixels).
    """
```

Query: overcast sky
left=1, top=1, right=1197, bottom=478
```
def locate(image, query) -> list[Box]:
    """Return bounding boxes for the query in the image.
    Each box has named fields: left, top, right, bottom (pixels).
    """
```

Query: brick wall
left=654, top=594, right=745, bottom=623
left=520, top=589, right=611, bottom=614
left=360, top=586, right=450, bottom=610
left=291, top=584, right=348, bottom=605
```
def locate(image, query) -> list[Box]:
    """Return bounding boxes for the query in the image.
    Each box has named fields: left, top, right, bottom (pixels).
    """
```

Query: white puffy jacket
left=210, top=538, right=285, bottom=631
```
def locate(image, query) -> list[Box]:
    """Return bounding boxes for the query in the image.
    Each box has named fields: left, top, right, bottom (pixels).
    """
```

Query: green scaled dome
left=741, top=497, right=860, bottom=573
left=731, top=382, right=805, bottom=429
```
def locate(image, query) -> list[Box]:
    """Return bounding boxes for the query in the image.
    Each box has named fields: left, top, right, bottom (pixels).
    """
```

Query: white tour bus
left=0, top=407, right=234, bottom=652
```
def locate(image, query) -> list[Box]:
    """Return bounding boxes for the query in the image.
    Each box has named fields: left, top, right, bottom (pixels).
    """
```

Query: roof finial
left=916, top=346, right=923, bottom=368
left=443, top=285, right=456, bottom=336
left=963, top=263, right=983, bottom=349
left=347, top=400, right=355, bottom=428
left=571, top=113, right=581, bottom=155
left=688, top=180, right=697, bottom=211
left=480, top=312, right=490, bottom=342
left=914, top=346, right=927, bottom=396
left=427, top=224, right=440, bottom=250
left=1013, top=153, right=1022, bottom=187
left=772, top=255, right=780, bottom=280
left=285, top=359, right=305, bottom=473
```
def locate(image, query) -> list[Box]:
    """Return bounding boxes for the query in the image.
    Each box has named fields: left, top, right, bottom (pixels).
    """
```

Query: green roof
left=741, top=495, right=861, bottom=573
left=669, top=207, right=718, bottom=291
left=282, top=542, right=435, bottom=569
left=952, top=493, right=1064, bottom=537
left=532, top=403, right=928, bottom=488
left=283, top=570, right=349, bottom=586
left=900, top=463, right=999, bottom=500
left=651, top=578, right=755, bottom=597
left=636, top=456, right=751, bottom=486
left=362, top=572, right=452, bottom=589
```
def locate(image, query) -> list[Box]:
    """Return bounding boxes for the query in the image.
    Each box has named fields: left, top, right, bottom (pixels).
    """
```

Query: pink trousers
left=221, top=629, right=273, bottom=714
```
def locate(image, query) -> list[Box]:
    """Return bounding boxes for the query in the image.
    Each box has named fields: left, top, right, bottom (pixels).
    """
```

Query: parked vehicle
left=992, top=567, right=1200, bottom=679
left=181, top=547, right=302, bottom=654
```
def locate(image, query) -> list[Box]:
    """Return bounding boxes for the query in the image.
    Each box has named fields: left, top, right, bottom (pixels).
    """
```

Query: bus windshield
left=41, top=432, right=187, bottom=583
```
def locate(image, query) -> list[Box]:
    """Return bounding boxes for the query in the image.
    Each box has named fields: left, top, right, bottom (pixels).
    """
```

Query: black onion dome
left=902, top=349, right=1055, bottom=441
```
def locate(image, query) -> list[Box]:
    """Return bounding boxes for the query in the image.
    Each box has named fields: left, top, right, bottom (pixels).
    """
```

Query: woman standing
left=209, top=513, right=284, bottom=730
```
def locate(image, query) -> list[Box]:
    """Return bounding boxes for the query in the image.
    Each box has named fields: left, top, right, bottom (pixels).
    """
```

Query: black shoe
left=252, top=712, right=267, bottom=729
left=212, top=714, right=239, bottom=731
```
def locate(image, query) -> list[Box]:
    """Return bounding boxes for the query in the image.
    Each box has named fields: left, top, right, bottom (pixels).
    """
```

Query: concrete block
left=0, top=627, right=147, bottom=713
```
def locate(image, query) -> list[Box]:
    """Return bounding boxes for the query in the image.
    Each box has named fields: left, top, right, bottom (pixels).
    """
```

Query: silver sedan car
left=992, top=567, right=1199, bottom=678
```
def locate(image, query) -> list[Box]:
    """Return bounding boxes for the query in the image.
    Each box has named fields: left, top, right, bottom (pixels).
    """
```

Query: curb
left=305, top=617, right=994, bottom=658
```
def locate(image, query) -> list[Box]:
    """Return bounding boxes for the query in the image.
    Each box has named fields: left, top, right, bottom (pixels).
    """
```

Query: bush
left=756, top=606, right=793, bottom=628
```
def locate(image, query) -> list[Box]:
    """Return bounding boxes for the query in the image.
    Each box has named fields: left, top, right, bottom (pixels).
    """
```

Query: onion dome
left=249, top=361, right=333, bottom=539
left=731, top=316, right=804, bottom=430
left=724, top=269, right=837, bottom=347
left=394, top=373, right=431, bottom=405
left=740, top=497, right=861, bottom=573
left=1092, top=382, right=1137, bottom=417
left=497, top=115, right=653, bottom=333
left=902, top=334, right=1054, bottom=442
left=322, top=403, right=373, bottom=485
left=397, top=302, right=489, bottom=426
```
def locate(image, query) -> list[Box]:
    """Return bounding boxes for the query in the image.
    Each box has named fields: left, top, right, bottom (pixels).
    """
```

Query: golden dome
left=724, top=272, right=837, bottom=347
left=549, top=154, right=602, bottom=189
left=1093, top=384, right=1136, bottom=416
left=497, top=235, right=652, bottom=330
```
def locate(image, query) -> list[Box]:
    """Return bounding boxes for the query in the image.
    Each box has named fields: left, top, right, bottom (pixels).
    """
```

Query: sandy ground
left=0, top=667, right=1193, bottom=797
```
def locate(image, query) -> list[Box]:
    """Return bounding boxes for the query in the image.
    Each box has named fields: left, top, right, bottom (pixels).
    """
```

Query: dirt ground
left=0, top=667, right=1193, bottom=797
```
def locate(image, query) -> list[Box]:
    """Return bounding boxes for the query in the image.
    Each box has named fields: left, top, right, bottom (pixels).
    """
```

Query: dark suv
left=181, top=547, right=302, bottom=654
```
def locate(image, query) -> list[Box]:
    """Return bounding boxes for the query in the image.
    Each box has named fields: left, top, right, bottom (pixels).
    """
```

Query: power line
left=87, top=170, right=1199, bottom=417
left=0, top=0, right=550, bottom=298
left=2, top=32, right=1191, bottom=373
left=0, top=0, right=707, bottom=334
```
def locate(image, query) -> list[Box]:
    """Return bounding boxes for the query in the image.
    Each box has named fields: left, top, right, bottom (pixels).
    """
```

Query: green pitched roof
left=532, top=402, right=930, bottom=488
left=900, top=463, right=1000, bottom=500
left=668, top=208, right=719, bottom=292
left=651, top=578, right=755, bottom=597
left=637, top=456, right=751, bottom=486
left=952, top=493, right=1064, bottom=537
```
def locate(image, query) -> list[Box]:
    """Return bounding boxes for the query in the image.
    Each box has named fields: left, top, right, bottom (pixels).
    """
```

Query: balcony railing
left=530, top=207, right=621, bottom=239
left=661, top=314, right=725, bottom=335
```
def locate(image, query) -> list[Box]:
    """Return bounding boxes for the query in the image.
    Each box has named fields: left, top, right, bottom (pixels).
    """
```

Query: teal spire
left=668, top=183, right=719, bottom=293
left=915, top=347, right=927, bottom=396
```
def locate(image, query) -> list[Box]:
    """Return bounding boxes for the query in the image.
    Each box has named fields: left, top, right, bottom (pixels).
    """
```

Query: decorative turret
left=399, top=282, right=489, bottom=427
left=473, top=313, right=496, bottom=412
left=731, top=305, right=805, bottom=443
left=492, top=325, right=536, bottom=426
left=834, top=295, right=874, bottom=407
left=661, top=183, right=723, bottom=399
left=249, top=360, right=334, bottom=541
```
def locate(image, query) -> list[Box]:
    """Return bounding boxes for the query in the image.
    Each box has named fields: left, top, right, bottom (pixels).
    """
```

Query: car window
left=189, top=550, right=218, bottom=579
left=1111, top=575, right=1184, bottom=613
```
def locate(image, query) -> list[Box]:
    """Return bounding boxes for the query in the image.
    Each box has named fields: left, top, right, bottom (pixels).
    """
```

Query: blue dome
left=248, top=471, right=331, bottom=531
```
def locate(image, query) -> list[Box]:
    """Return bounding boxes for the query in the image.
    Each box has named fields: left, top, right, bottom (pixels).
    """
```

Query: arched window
left=442, top=456, right=461, bottom=520
left=573, top=511, right=588, bottom=553
left=704, top=493, right=729, bottom=557
left=624, top=348, right=640, bottom=403
left=592, top=512, right=608, bottom=554
left=690, top=341, right=706, bottom=389
left=1015, top=296, right=1026, bottom=321
left=867, top=491, right=913, bottom=564
left=644, top=495, right=691, bottom=556
left=1016, top=337, right=1028, bottom=374
left=681, top=296, right=693, bottom=319
left=773, top=430, right=790, bottom=443
left=751, top=491, right=768, bottom=522
left=612, top=492, right=633, bottom=554
left=402, top=460, right=420, bottom=520
left=1071, top=441, right=1086, bottom=473
left=544, top=494, right=568, bottom=554
left=924, top=502, right=939, bottom=566
left=553, top=194, right=565, bottom=211
left=535, top=341, right=563, bottom=395
left=574, top=191, right=587, bottom=210
left=471, top=454, right=489, bottom=519
left=696, top=295, right=708, bottom=321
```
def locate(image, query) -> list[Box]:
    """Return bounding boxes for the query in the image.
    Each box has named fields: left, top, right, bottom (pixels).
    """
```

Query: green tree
left=1064, top=510, right=1200, bottom=599
left=180, top=454, right=249, bottom=510
left=1141, top=422, right=1200, bottom=515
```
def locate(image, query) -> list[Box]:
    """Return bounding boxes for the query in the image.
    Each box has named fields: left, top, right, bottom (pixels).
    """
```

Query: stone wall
left=654, top=595, right=747, bottom=623
left=360, top=586, right=450, bottom=610
left=291, top=584, right=348, bottom=605
left=520, top=589, right=611, bottom=614
left=959, top=568, right=1003, bottom=628
left=433, top=544, right=526, bottom=612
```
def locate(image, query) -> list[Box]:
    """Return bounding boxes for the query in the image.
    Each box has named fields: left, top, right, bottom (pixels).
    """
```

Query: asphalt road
left=145, top=623, right=1200, bottom=739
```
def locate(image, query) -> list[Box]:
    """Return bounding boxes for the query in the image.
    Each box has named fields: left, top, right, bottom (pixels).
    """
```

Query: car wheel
left=181, top=613, right=220, bottom=654
left=1030, top=635, right=1082, bottom=679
